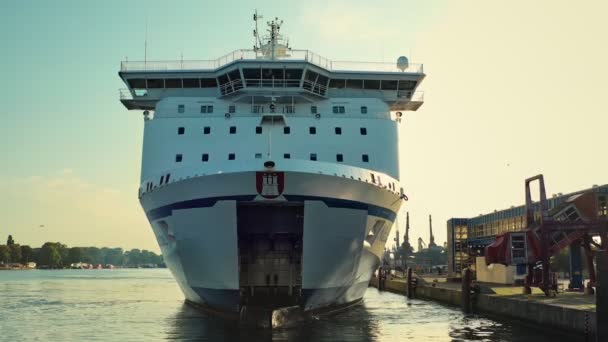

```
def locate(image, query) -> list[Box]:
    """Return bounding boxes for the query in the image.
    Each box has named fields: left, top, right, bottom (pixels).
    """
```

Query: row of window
left=176, top=104, right=368, bottom=115
left=174, top=153, right=370, bottom=163
left=178, top=126, right=368, bottom=135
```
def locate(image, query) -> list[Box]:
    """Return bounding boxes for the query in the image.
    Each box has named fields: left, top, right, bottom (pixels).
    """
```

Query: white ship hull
left=142, top=168, right=401, bottom=313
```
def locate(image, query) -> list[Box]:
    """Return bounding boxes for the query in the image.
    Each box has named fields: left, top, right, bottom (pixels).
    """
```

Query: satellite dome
left=397, top=56, right=409, bottom=71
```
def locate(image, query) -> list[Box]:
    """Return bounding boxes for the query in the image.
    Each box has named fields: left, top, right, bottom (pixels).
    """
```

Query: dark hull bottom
left=190, top=279, right=370, bottom=314
left=185, top=295, right=365, bottom=328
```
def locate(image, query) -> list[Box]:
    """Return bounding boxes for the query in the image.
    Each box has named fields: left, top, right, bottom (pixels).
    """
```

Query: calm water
left=0, top=269, right=584, bottom=341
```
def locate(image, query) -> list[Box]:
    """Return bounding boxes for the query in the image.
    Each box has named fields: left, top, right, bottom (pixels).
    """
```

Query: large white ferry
left=119, top=14, right=424, bottom=320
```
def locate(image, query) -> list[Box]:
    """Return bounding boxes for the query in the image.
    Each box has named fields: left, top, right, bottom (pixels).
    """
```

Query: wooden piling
left=597, top=250, right=607, bottom=342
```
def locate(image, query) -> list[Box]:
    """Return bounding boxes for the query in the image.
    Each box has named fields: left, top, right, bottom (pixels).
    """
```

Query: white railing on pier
left=121, top=49, right=424, bottom=74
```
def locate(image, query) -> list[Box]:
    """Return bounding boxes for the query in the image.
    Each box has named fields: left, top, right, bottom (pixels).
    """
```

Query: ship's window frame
left=175, top=154, right=183, bottom=163
left=360, top=127, right=367, bottom=135
left=256, top=126, right=262, bottom=134
left=178, top=104, right=185, bottom=113
left=228, top=153, right=236, bottom=160
left=309, top=127, right=316, bottom=135
left=147, top=79, right=164, bottom=88
left=283, top=105, right=295, bottom=114
left=336, top=154, right=344, bottom=162
left=310, top=153, right=317, bottom=161
left=229, top=126, right=237, bottom=134
left=361, top=106, right=368, bottom=114
left=363, top=79, right=380, bottom=90
left=203, top=126, right=211, bottom=134
left=310, top=106, right=318, bottom=114
left=229, top=105, right=236, bottom=113
left=283, top=153, right=291, bottom=159
left=346, top=79, right=363, bottom=89
left=332, top=106, right=346, bottom=114
left=284, top=126, right=291, bottom=134
left=381, top=80, right=398, bottom=90
left=200, top=78, right=218, bottom=88
left=328, top=79, right=346, bottom=89
left=335, top=127, right=342, bottom=135
left=160, top=175, right=165, bottom=185
left=201, top=105, right=214, bottom=114
left=255, top=153, right=262, bottom=159
left=201, top=154, right=209, bottom=162
left=165, top=78, right=182, bottom=88
left=362, top=154, right=369, bottom=163
left=178, top=127, right=185, bottom=135
left=182, top=78, right=200, bottom=88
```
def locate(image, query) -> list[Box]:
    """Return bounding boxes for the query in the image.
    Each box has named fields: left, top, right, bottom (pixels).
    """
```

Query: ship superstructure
left=119, top=15, right=424, bottom=318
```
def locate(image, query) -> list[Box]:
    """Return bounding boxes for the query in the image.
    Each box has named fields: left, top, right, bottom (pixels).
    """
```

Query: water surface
left=0, top=269, right=584, bottom=341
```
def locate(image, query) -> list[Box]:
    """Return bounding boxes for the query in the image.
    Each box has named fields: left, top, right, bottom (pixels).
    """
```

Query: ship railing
left=119, top=88, right=133, bottom=100
left=397, top=90, right=424, bottom=101
left=121, top=49, right=424, bottom=74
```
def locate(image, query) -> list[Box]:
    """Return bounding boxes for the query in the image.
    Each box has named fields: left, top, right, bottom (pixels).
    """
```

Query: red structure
left=485, top=175, right=608, bottom=296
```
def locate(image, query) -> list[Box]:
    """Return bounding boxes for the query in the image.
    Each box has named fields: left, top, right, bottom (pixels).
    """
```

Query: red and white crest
left=256, top=172, right=284, bottom=199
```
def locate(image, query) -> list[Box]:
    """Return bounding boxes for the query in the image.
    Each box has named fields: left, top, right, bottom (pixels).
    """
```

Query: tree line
left=0, top=235, right=163, bottom=268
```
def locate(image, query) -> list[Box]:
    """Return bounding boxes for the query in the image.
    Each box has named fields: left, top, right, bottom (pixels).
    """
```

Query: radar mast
left=253, top=11, right=291, bottom=60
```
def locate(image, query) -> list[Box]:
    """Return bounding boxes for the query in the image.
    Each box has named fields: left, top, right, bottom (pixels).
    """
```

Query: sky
left=1, top=0, right=607, bottom=252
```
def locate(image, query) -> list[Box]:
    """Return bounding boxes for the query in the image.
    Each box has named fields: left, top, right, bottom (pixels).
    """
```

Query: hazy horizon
left=2, top=0, right=607, bottom=253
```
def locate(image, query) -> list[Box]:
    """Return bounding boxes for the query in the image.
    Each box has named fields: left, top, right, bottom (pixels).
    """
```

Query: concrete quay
left=370, top=275, right=597, bottom=337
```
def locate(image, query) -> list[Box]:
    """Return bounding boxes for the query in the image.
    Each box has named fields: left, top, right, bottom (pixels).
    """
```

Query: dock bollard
left=461, top=268, right=472, bottom=313
left=406, top=267, right=416, bottom=299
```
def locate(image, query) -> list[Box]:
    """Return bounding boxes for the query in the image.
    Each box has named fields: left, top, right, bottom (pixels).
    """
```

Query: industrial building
left=447, top=182, right=608, bottom=287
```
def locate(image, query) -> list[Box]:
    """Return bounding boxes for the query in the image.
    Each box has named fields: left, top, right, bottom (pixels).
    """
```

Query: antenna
left=253, top=9, right=264, bottom=51
left=144, top=16, right=148, bottom=70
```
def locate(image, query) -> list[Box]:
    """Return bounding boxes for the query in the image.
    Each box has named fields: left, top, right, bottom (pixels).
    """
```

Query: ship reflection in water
left=0, top=269, right=584, bottom=341
left=167, top=289, right=583, bottom=342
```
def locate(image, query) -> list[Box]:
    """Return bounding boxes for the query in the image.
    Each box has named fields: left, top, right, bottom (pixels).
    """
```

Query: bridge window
left=203, top=126, right=211, bottom=134
left=329, top=79, right=346, bottom=89
left=201, top=154, right=209, bottom=162
left=335, top=127, right=342, bottom=135
left=310, top=153, right=317, bottom=161
left=346, top=79, right=363, bottom=89
left=336, top=154, right=343, bottom=162
left=361, top=106, right=368, bottom=114
left=177, top=127, right=185, bottom=135
left=200, top=78, right=218, bottom=88
left=175, top=154, right=183, bottom=163
left=147, top=79, right=164, bottom=88
left=381, top=80, right=398, bottom=90
left=127, top=79, right=146, bottom=88
left=165, top=78, right=182, bottom=88
left=362, top=154, right=369, bottom=163
left=283, top=153, right=291, bottom=159
left=230, top=126, right=236, bottom=134
left=363, top=80, right=380, bottom=90
left=360, top=127, right=367, bottom=135
left=285, top=69, right=303, bottom=87
left=310, top=106, right=317, bottom=114
left=201, top=105, right=213, bottom=113
left=309, top=127, right=316, bottom=134
left=398, top=80, right=417, bottom=90
left=228, top=153, right=235, bottom=160
left=256, top=126, right=262, bottom=134
left=182, top=78, right=200, bottom=88
left=284, top=126, right=291, bottom=134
